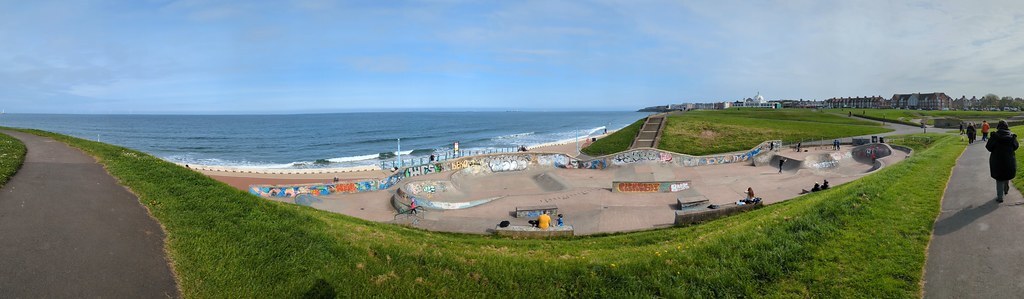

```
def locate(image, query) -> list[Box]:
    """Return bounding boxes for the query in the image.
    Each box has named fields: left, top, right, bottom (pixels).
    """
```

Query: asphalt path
left=924, top=140, right=1024, bottom=298
left=0, top=130, right=178, bottom=298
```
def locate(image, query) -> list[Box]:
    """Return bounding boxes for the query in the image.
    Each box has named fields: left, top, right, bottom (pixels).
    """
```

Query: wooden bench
left=515, top=205, right=558, bottom=218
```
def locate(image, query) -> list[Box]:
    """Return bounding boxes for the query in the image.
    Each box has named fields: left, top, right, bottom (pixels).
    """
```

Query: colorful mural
left=249, top=140, right=780, bottom=199
left=612, top=181, right=691, bottom=193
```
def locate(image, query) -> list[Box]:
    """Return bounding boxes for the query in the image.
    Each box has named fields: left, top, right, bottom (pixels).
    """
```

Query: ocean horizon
left=0, top=111, right=649, bottom=169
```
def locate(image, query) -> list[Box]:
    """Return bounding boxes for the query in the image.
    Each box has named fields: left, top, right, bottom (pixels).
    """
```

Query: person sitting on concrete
left=811, top=182, right=821, bottom=192
left=556, top=214, right=564, bottom=227
left=538, top=212, right=551, bottom=229
left=821, top=180, right=830, bottom=190
left=746, top=187, right=755, bottom=201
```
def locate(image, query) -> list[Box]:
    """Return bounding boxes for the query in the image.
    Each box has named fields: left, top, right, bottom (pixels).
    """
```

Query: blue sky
left=2, top=0, right=1023, bottom=114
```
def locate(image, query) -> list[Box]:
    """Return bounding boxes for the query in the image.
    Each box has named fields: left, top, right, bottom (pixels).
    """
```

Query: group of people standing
left=960, top=120, right=993, bottom=144
left=960, top=119, right=1018, bottom=202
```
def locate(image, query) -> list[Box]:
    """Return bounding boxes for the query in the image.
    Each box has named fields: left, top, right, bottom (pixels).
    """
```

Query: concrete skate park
left=247, top=140, right=909, bottom=235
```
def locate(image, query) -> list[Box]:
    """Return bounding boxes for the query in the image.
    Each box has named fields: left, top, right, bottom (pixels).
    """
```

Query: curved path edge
left=0, top=130, right=179, bottom=298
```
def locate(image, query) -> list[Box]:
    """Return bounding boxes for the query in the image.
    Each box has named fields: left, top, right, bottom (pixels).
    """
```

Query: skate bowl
left=762, top=143, right=904, bottom=175
left=392, top=166, right=572, bottom=212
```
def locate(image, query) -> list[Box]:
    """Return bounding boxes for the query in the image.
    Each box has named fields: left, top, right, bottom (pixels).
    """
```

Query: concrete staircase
left=630, top=114, right=667, bottom=149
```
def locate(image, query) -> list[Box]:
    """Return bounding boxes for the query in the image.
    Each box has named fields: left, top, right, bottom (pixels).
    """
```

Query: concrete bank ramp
left=395, top=169, right=570, bottom=212
left=760, top=143, right=897, bottom=174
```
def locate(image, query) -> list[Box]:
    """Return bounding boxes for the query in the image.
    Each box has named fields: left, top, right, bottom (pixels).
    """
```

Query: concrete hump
left=765, top=154, right=802, bottom=172
left=850, top=143, right=893, bottom=164
left=533, top=172, right=569, bottom=192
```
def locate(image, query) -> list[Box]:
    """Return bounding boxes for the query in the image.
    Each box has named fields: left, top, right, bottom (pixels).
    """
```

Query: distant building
left=953, top=96, right=980, bottom=110
left=731, top=92, right=777, bottom=109
left=778, top=99, right=823, bottom=108
left=891, top=92, right=953, bottom=110
left=823, top=96, right=886, bottom=109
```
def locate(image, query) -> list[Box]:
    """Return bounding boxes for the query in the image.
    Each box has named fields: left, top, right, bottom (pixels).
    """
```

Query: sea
left=0, top=112, right=649, bottom=169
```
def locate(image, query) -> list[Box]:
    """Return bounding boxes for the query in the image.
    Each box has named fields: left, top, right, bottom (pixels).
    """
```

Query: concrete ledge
left=612, top=180, right=691, bottom=193
left=515, top=205, right=558, bottom=218
left=674, top=202, right=763, bottom=226
left=494, top=225, right=574, bottom=238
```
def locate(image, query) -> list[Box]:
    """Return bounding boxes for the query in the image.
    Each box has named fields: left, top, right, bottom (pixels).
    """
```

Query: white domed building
left=733, top=92, right=778, bottom=109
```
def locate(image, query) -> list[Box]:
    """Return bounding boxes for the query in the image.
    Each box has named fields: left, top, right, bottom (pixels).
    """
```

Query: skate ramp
left=761, top=143, right=897, bottom=174
left=394, top=169, right=570, bottom=211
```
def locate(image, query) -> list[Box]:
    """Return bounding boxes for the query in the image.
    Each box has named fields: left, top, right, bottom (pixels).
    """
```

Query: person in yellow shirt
left=538, top=212, right=551, bottom=229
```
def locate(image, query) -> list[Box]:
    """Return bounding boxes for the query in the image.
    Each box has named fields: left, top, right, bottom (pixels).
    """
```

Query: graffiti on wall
left=611, top=150, right=674, bottom=165
left=616, top=182, right=661, bottom=192
left=488, top=155, right=531, bottom=172
left=612, top=181, right=692, bottom=193
left=404, top=163, right=442, bottom=177
left=609, top=140, right=779, bottom=168
left=250, top=141, right=778, bottom=199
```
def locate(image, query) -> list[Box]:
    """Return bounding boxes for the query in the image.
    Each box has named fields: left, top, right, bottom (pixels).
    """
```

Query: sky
left=1, top=0, right=1023, bottom=114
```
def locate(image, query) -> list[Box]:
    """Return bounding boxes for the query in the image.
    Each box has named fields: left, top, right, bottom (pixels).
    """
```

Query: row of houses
left=822, top=93, right=954, bottom=110
left=652, top=92, right=1023, bottom=112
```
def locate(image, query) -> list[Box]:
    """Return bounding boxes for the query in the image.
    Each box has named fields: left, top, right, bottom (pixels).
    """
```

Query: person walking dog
left=986, top=120, right=1018, bottom=203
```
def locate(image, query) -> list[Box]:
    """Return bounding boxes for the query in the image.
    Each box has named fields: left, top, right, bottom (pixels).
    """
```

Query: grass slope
left=826, top=109, right=1020, bottom=126
left=1008, top=126, right=1024, bottom=193
left=580, top=118, right=644, bottom=156
left=0, top=132, right=27, bottom=188
left=660, top=109, right=891, bottom=156
left=12, top=128, right=960, bottom=298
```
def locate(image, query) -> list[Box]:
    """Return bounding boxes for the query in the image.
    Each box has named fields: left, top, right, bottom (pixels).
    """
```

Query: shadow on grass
left=302, top=279, right=336, bottom=299
left=933, top=199, right=1000, bottom=236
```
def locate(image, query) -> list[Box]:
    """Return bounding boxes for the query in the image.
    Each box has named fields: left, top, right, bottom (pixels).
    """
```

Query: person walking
left=986, top=120, right=1018, bottom=203
left=966, top=123, right=977, bottom=144
left=982, top=120, right=991, bottom=141
left=959, top=122, right=965, bottom=135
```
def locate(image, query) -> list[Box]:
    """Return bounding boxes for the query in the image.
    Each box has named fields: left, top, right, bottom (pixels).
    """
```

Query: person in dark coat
left=986, top=120, right=1019, bottom=202
left=966, top=123, right=977, bottom=144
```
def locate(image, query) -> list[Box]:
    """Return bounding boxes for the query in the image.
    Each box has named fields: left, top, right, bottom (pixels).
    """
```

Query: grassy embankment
left=9, top=127, right=962, bottom=298
left=0, top=132, right=27, bottom=188
left=1008, top=125, right=1024, bottom=193
left=580, top=118, right=644, bottom=156
left=825, top=109, right=1021, bottom=126
left=658, top=109, right=892, bottom=155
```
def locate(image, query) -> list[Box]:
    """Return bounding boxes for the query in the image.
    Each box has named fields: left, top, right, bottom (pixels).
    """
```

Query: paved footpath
left=0, top=131, right=178, bottom=297
left=924, top=141, right=1024, bottom=298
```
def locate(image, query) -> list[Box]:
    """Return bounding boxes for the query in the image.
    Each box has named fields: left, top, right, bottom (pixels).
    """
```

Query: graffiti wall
left=603, top=140, right=780, bottom=168
left=612, top=181, right=691, bottom=193
left=249, top=140, right=780, bottom=199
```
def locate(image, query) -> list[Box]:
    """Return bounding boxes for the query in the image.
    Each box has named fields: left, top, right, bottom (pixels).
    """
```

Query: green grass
left=825, top=109, right=1021, bottom=126
left=9, top=127, right=961, bottom=298
left=0, top=132, right=27, bottom=188
left=659, top=109, right=891, bottom=155
left=580, top=118, right=644, bottom=156
left=1008, top=125, right=1024, bottom=193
